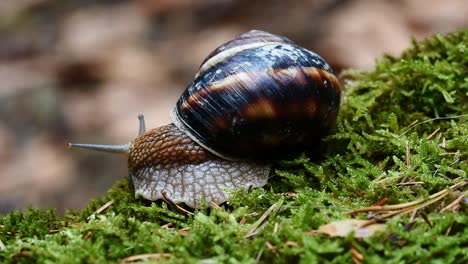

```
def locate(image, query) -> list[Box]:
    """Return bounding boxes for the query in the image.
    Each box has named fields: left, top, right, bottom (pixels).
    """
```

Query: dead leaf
left=317, top=219, right=386, bottom=238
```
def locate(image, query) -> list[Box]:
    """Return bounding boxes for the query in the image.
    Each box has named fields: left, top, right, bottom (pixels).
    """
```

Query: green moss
left=1, top=30, right=467, bottom=263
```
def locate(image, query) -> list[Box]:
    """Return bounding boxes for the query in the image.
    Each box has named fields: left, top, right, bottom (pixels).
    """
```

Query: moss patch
left=1, top=30, right=467, bottom=263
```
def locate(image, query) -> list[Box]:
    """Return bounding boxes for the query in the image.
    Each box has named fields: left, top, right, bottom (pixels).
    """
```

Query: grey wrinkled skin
left=131, top=160, right=270, bottom=208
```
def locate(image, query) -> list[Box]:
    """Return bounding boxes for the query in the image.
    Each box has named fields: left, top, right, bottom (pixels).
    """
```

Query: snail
left=69, top=30, right=342, bottom=208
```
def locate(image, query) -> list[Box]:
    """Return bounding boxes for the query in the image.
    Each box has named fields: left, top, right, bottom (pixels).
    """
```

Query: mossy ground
left=1, top=30, right=467, bottom=263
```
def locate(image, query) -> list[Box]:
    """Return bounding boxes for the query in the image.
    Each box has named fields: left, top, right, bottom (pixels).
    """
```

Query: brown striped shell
left=171, top=30, right=342, bottom=160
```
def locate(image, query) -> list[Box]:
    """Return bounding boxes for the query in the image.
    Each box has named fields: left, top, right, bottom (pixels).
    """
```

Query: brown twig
left=87, top=200, right=114, bottom=220
left=239, top=216, right=247, bottom=225
left=440, top=191, right=467, bottom=213
left=161, top=191, right=194, bottom=216
left=178, top=227, right=190, bottom=235
left=406, top=141, right=411, bottom=168
left=426, top=127, right=440, bottom=140
left=273, top=222, right=280, bottom=233
left=347, top=181, right=466, bottom=215
left=445, top=220, right=455, bottom=236
left=265, top=241, right=278, bottom=257
left=255, top=248, right=264, bottom=264
left=160, top=223, right=173, bottom=229
left=409, top=209, right=418, bottom=223
left=351, top=244, right=364, bottom=264
left=245, top=202, right=281, bottom=238
left=121, top=253, right=171, bottom=263
left=209, top=200, right=221, bottom=208
left=373, top=198, right=389, bottom=206
left=419, top=211, right=433, bottom=228
left=359, top=183, right=465, bottom=228
left=397, top=181, right=425, bottom=186
left=83, top=231, right=93, bottom=240
left=285, top=241, right=299, bottom=247
left=439, top=152, right=459, bottom=156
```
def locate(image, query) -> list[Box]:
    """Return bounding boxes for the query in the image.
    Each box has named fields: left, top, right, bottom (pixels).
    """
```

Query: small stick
left=351, top=245, right=364, bottom=264
left=0, top=238, right=5, bottom=250
left=285, top=241, right=299, bottom=247
left=409, top=209, right=418, bottom=223
left=406, top=141, right=411, bottom=168
left=273, top=222, right=280, bottom=233
left=121, top=253, right=171, bottom=263
left=265, top=241, right=278, bottom=256
left=426, top=127, right=440, bottom=140
left=373, top=198, right=389, bottom=206
left=408, top=120, right=420, bottom=127
left=161, top=192, right=194, bottom=216
left=255, top=248, right=264, bottom=264
left=397, top=181, right=425, bottom=186
left=209, top=201, right=221, bottom=209
left=178, top=227, right=190, bottom=235
left=419, top=212, right=433, bottom=228
left=440, top=191, right=467, bottom=213
left=360, top=186, right=457, bottom=227
left=400, top=114, right=468, bottom=136
left=88, top=200, right=114, bottom=220
left=347, top=181, right=466, bottom=214
left=245, top=203, right=281, bottom=238
left=239, top=216, right=247, bottom=225
left=445, top=220, right=455, bottom=236
left=160, top=223, right=173, bottom=229
left=439, top=152, right=459, bottom=156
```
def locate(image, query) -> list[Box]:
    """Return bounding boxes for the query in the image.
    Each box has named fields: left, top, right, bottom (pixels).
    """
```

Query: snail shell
left=171, top=30, right=341, bottom=160
left=70, top=30, right=342, bottom=208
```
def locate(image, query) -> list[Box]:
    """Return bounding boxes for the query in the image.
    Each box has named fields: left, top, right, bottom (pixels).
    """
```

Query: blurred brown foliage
left=0, top=0, right=467, bottom=214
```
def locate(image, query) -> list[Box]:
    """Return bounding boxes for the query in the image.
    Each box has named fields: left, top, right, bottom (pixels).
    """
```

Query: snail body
left=70, top=30, right=342, bottom=208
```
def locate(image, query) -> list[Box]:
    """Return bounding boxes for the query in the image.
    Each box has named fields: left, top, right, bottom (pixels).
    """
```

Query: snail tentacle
left=68, top=143, right=130, bottom=155
left=138, top=114, right=146, bottom=135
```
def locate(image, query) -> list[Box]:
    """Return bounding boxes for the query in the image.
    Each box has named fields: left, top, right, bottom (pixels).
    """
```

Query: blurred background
left=0, top=0, right=467, bottom=214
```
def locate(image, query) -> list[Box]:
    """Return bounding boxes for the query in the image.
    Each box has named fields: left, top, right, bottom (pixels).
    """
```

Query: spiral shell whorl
left=172, top=30, right=342, bottom=160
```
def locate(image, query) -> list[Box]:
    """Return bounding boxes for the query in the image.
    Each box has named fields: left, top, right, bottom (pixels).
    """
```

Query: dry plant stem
left=400, top=114, right=468, bottom=136
left=409, top=209, right=418, bottom=223
left=440, top=191, right=467, bottom=213
left=397, top=181, right=425, bottom=186
left=426, top=127, right=440, bottom=140
left=161, top=192, right=194, bottom=216
left=406, top=141, right=411, bottom=168
left=374, top=198, right=389, bottom=206
left=0, top=238, right=5, bottom=250
left=273, top=222, right=279, bottom=233
left=245, top=203, right=281, bottom=238
left=420, top=212, right=433, bottom=228
left=87, top=200, right=114, bottom=220
left=121, top=253, right=171, bottom=263
left=265, top=241, right=279, bottom=257
left=209, top=201, right=221, bottom=209
left=445, top=220, right=455, bottom=236
left=255, top=248, right=264, bottom=264
left=347, top=181, right=466, bottom=214
left=360, top=184, right=464, bottom=227
left=439, top=152, right=459, bottom=156
left=351, top=245, right=364, bottom=264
